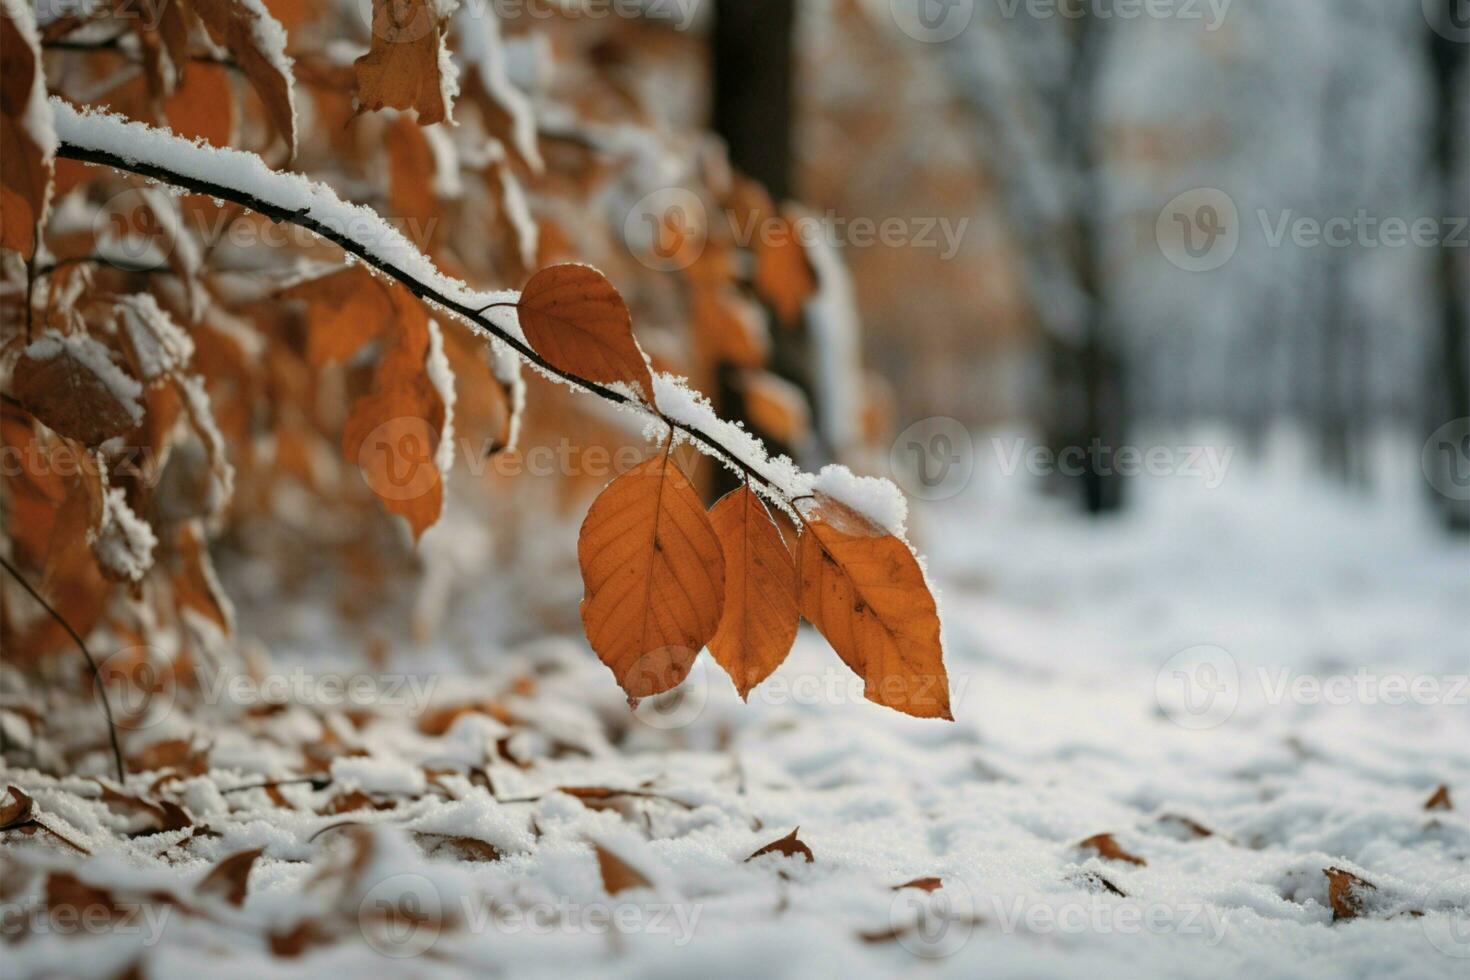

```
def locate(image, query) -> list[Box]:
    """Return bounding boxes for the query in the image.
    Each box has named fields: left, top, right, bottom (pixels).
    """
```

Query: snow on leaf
left=0, top=785, right=34, bottom=830
left=13, top=333, right=144, bottom=448
left=1326, top=867, right=1376, bottom=921
left=707, top=485, right=798, bottom=700
left=1077, top=833, right=1147, bottom=867
left=796, top=495, right=952, bottom=721
left=0, top=0, right=55, bottom=259
left=196, top=848, right=264, bottom=907
left=517, top=264, right=654, bottom=403
left=745, top=827, right=813, bottom=863
left=92, top=484, right=158, bottom=584
left=191, top=0, right=298, bottom=157
left=355, top=0, right=458, bottom=126
left=577, top=447, right=724, bottom=701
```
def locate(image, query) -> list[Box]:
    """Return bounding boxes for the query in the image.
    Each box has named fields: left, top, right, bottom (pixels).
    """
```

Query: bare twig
left=0, top=555, right=126, bottom=783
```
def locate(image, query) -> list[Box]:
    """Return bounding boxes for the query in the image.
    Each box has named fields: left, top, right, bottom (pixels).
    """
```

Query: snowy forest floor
left=3, top=429, right=1468, bottom=979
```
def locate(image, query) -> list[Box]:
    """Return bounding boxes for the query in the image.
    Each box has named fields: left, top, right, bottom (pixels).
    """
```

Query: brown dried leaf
left=163, top=62, right=236, bottom=147
left=341, top=286, right=449, bottom=540
left=1425, top=784, right=1453, bottom=812
left=415, top=833, right=502, bottom=862
left=1078, top=833, right=1146, bottom=867
left=753, top=211, right=815, bottom=327
left=280, top=265, right=396, bottom=366
left=0, top=785, right=34, bottom=830
left=12, top=335, right=142, bottom=448
left=1326, top=867, right=1376, bottom=921
left=797, top=497, right=952, bottom=720
left=745, top=827, right=813, bottom=863
left=191, top=0, right=297, bottom=156
left=578, top=449, right=725, bottom=701
left=197, top=848, right=263, bottom=906
left=595, top=841, right=653, bottom=895
left=708, top=485, right=798, bottom=699
left=518, top=264, right=654, bottom=402
left=740, top=371, right=811, bottom=447
left=354, top=0, right=454, bottom=125
left=0, top=3, right=53, bottom=258
left=893, top=876, right=944, bottom=892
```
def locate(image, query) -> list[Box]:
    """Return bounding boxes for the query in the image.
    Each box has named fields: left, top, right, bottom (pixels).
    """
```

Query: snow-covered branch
left=50, top=102, right=908, bottom=533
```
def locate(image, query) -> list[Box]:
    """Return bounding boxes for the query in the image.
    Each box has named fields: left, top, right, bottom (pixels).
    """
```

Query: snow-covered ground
left=3, top=428, right=1467, bottom=979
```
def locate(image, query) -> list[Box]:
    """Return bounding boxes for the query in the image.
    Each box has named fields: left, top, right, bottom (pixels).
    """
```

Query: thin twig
left=0, top=555, right=126, bottom=783
left=53, top=142, right=797, bottom=513
left=220, top=776, right=331, bottom=795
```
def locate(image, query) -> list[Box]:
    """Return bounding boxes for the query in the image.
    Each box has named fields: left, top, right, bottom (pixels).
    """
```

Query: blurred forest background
left=794, top=0, right=1470, bottom=523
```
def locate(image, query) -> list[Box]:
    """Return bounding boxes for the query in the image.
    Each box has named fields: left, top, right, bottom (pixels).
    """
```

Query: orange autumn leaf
left=341, top=286, right=449, bottom=540
left=1424, top=784, right=1453, bottom=811
left=1078, top=833, right=1147, bottom=866
left=797, top=496, right=952, bottom=720
left=163, top=62, right=236, bottom=147
left=386, top=113, right=438, bottom=251
left=191, top=0, right=298, bottom=157
left=753, top=210, right=816, bottom=327
left=170, top=520, right=234, bottom=634
left=354, top=0, right=454, bottom=125
left=578, top=447, right=725, bottom=701
left=740, top=370, right=811, bottom=447
left=1325, top=867, right=1376, bottom=921
left=517, top=264, right=654, bottom=402
left=745, top=827, right=814, bottom=863
left=280, top=265, right=396, bottom=366
left=707, top=485, right=798, bottom=699
left=594, top=842, right=653, bottom=896
left=1, top=1, right=53, bottom=259
left=692, top=283, right=768, bottom=367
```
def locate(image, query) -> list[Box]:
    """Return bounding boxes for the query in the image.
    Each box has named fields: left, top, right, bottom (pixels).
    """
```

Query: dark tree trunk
left=1047, top=9, right=1128, bottom=515
left=711, top=0, right=795, bottom=201
left=1428, top=3, right=1469, bottom=531
left=709, top=0, right=806, bottom=499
